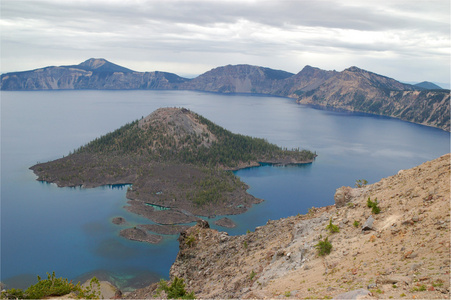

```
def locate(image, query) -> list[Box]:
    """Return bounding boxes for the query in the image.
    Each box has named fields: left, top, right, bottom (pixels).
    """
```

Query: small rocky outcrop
left=214, top=217, right=236, bottom=228
left=119, top=228, right=163, bottom=244
left=112, top=217, right=127, bottom=225
left=334, top=186, right=353, bottom=208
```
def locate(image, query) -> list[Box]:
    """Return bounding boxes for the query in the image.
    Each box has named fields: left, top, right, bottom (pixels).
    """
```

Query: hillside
left=127, top=153, right=450, bottom=299
left=30, top=107, right=315, bottom=238
left=297, top=67, right=450, bottom=131
left=179, top=64, right=294, bottom=95
left=284, top=65, right=338, bottom=97
left=2, top=59, right=449, bottom=131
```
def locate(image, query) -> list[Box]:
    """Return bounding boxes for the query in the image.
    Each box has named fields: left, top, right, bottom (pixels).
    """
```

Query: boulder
left=197, top=219, right=210, bottom=229
left=362, top=216, right=375, bottom=231
left=334, top=186, right=353, bottom=208
left=81, top=279, right=120, bottom=299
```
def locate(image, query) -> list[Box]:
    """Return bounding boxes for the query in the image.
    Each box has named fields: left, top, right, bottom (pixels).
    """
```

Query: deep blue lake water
left=1, top=90, right=449, bottom=290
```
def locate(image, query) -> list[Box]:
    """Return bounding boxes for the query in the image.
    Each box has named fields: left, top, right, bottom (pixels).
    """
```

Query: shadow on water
left=82, top=221, right=110, bottom=236
left=2, top=274, right=39, bottom=290
left=1, top=269, right=164, bottom=292
left=93, top=239, right=139, bottom=259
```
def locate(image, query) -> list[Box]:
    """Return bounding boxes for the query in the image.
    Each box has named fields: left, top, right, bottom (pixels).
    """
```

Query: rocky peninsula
left=30, top=107, right=316, bottom=243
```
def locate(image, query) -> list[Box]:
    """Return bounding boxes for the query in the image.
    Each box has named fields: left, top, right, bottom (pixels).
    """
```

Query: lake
left=1, top=90, right=449, bottom=290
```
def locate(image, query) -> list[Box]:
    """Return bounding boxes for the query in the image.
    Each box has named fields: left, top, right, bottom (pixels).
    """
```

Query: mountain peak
left=79, top=58, right=107, bottom=69
left=345, top=66, right=364, bottom=73
left=138, top=107, right=217, bottom=149
left=76, top=58, right=134, bottom=73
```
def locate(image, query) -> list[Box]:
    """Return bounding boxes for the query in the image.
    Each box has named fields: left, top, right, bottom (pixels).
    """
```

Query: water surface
left=1, top=90, right=449, bottom=289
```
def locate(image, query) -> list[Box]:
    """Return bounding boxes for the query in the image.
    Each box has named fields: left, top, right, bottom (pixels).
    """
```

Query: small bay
left=1, top=90, right=449, bottom=290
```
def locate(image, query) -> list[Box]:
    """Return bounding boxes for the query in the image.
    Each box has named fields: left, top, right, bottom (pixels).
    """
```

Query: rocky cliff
left=2, top=59, right=449, bottom=131
left=297, top=67, right=450, bottom=131
left=127, top=153, right=450, bottom=299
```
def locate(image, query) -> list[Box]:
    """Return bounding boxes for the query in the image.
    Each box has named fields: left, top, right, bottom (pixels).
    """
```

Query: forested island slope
left=2, top=58, right=449, bottom=130
left=30, top=107, right=315, bottom=227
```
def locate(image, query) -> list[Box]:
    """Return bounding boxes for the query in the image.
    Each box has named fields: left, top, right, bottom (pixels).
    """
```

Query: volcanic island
left=30, top=107, right=316, bottom=243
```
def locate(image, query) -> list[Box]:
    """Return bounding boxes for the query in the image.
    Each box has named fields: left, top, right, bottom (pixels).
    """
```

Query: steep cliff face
left=297, top=67, right=450, bottom=131
left=127, top=154, right=450, bottom=299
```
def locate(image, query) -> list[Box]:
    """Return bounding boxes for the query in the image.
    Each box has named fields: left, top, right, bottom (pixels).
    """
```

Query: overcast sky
left=1, top=0, right=449, bottom=84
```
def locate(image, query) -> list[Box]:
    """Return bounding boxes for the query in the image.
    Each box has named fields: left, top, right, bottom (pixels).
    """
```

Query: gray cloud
left=0, top=0, right=449, bottom=83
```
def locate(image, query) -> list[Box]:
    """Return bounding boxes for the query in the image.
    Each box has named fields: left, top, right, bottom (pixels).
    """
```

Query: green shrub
left=1, top=288, right=25, bottom=299
left=367, top=197, right=381, bottom=214
left=353, top=220, right=360, bottom=228
left=411, top=284, right=427, bottom=292
left=185, top=234, right=196, bottom=247
left=325, top=219, right=339, bottom=233
left=315, top=237, right=332, bottom=256
left=76, top=277, right=101, bottom=299
left=355, top=179, right=368, bottom=188
left=157, top=277, right=195, bottom=299
left=250, top=270, right=256, bottom=281
left=0, top=272, right=100, bottom=299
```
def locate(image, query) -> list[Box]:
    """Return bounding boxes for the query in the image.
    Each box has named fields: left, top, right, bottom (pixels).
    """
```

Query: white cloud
left=0, top=0, right=449, bottom=83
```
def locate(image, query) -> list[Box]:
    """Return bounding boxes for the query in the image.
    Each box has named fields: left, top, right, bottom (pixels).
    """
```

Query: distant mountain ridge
left=1, top=58, right=449, bottom=131
left=1, top=58, right=188, bottom=90
left=414, top=81, right=443, bottom=90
